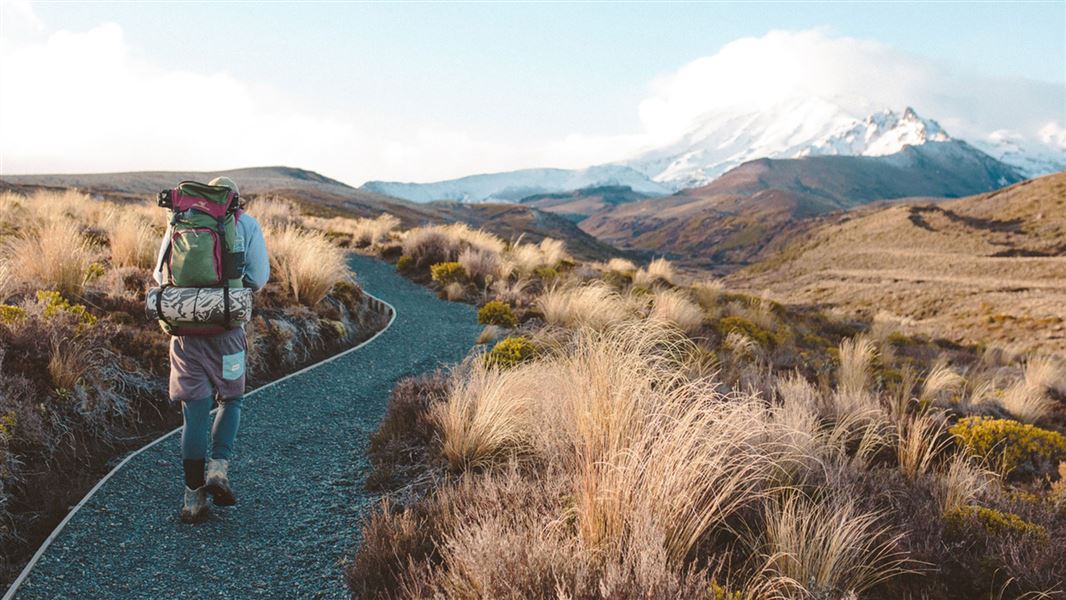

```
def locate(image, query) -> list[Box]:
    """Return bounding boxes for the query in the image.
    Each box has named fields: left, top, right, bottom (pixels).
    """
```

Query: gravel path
left=8, top=255, right=480, bottom=599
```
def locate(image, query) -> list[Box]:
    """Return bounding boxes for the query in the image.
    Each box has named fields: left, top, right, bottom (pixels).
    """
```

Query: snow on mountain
left=623, top=103, right=972, bottom=189
left=361, top=165, right=671, bottom=204
left=801, top=107, right=950, bottom=157
left=974, top=129, right=1066, bottom=178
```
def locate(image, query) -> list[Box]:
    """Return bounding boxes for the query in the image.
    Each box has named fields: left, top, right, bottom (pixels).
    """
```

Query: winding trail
left=7, top=255, right=481, bottom=599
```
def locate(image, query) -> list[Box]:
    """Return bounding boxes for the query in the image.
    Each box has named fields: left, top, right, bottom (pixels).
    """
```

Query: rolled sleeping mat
left=146, top=286, right=252, bottom=325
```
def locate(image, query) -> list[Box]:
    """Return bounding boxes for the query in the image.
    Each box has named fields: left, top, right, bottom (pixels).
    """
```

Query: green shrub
left=715, top=315, right=782, bottom=348
left=950, top=417, right=1066, bottom=478
left=533, top=266, right=558, bottom=281
left=37, top=290, right=97, bottom=328
left=944, top=505, right=1047, bottom=542
left=0, top=305, right=26, bottom=325
left=486, top=336, right=536, bottom=368
left=478, top=300, right=517, bottom=328
left=396, top=255, right=414, bottom=273
left=430, top=262, right=466, bottom=286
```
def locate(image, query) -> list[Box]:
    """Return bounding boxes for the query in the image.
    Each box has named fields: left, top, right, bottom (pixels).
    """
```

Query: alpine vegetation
left=350, top=224, right=1066, bottom=599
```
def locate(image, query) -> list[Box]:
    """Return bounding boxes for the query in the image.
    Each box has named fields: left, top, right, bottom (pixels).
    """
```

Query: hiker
left=150, top=176, right=269, bottom=523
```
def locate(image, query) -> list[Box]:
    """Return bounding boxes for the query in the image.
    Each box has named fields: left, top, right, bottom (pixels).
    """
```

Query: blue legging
left=181, top=396, right=242, bottom=460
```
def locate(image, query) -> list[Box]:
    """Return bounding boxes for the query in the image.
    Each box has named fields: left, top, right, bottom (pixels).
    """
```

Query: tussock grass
left=649, top=288, right=704, bottom=334
left=433, top=362, right=533, bottom=471
left=535, top=282, right=630, bottom=329
left=3, top=219, right=96, bottom=298
left=633, top=257, right=675, bottom=287
left=761, top=492, right=909, bottom=597
left=266, top=225, right=350, bottom=306
left=108, top=213, right=159, bottom=269
left=249, top=196, right=296, bottom=229
left=457, top=247, right=500, bottom=284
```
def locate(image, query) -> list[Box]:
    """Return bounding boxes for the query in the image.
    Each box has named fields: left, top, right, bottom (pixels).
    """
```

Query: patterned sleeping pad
left=146, top=287, right=252, bottom=324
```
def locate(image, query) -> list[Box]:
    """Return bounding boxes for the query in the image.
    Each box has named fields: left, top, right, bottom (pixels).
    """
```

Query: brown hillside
left=583, top=143, right=1022, bottom=268
left=730, top=172, right=1066, bottom=353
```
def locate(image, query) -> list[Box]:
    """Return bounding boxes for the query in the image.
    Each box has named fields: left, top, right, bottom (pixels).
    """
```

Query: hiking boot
left=205, top=458, right=236, bottom=506
left=180, top=486, right=209, bottom=523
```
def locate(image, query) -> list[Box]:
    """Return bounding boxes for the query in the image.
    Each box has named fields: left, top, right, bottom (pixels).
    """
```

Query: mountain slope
left=361, top=165, right=670, bottom=203
left=583, top=141, right=1025, bottom=267
left=730, top=172, right=1066, bottom=353
left=517, top=185, right=652, bottom=222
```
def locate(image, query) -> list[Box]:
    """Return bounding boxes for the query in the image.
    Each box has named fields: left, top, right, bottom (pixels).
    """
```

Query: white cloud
left=633, top=29, right=1064, bottom=154
left=1, top=10, right=1061, bottom=185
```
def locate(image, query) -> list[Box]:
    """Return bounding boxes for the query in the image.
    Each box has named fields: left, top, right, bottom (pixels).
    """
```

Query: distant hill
left=360, top=165, right=671, bottom=204
left=517, top=185, right=652, bottom=223
left=581, top=141, right=1025, bottom=268
left=730, top=171, right=1066, bottom=353
left=0, top=166, right=619, bottom=261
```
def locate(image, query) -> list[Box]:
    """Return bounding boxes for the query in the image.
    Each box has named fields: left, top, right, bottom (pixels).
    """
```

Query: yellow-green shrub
left=486, top=336, right=536, bottom=368
left=396, top=255, right=414, bottom=273
left=944, top=505, right=1047, bottom=542
left=430, top=262, right=466, bottom=286
left=0, top=305, right=26, bottom=325
left=37, top=290, right=97, bottom=328
left=478, top=300, right=517, bottom=328
left=949, top=416, right=1066, bottom=478
left=716, top=315, right=782, bottom=348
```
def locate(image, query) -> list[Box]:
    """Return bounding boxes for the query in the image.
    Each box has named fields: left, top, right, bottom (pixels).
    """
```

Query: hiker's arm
left=242, top=218, right=270, bottom=291
left=151, top=225, right=171, bottom=285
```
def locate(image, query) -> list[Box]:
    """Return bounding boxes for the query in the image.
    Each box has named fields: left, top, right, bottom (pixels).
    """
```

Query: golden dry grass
left=633, top=257, right=675, bottom=288
left=649, top=288, right=704, bottom=334
left=535, top=282, right=631, bottom=329
left=108, top=213, right=159, bottom=269
left=761, top=492, right=909, bottom=596
left=265, top=225, right=349, bottom=306
left=3, top=219, right=96, bottom=298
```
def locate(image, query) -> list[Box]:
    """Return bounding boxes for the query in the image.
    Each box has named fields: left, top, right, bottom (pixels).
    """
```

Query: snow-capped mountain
left=624, top=103, right=971, bottom=188
left=362, top=103, right=1050, bottom=204
left=975, top=130, right=1066, bottom=178
left=361, top=165, right=671, bottom=203
left=801, top=107, right=950, bottom=158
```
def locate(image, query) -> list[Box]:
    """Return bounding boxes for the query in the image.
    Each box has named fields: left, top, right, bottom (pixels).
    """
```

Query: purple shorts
left=169, top=327, right=247, bottom=403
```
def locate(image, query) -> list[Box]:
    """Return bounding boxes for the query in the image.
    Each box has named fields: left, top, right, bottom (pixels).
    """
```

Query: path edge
left=3, top=292, right=397, bottom=600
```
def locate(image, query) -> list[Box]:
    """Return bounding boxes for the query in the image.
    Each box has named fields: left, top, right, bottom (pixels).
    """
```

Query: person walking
left=151, top=176, right=269, bottom=523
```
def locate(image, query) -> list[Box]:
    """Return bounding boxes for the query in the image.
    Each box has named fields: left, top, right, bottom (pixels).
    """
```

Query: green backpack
left=155, top=181, right=246, bottom=335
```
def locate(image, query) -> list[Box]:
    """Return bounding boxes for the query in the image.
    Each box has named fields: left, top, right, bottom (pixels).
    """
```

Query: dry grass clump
left=247, top=196, right=297, bottom=229
left=649, top=288, right=704, bottom=334
left=433, top=362, right=535, bottom=471
left=999, top=357, right=1062, bottom=423
left=265, top=225, right=350, bottom=306
left=605, top=257, right=636, bottom=274
left=761, top=492, right=909, bottom=597
left=633, top=257, right=675, bottom=287
left=535, top=282, right=631, bottom=329
left=457, top=247, right=500, bottom=285
left=2, top=219, right=96, bottom=298
left=108, top=213, right=159, bottom=269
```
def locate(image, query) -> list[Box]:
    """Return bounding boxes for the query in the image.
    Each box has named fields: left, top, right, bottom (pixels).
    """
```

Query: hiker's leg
left=180, top=397, right=212, bottom=488
left=211, top=396, right=242, bottom=460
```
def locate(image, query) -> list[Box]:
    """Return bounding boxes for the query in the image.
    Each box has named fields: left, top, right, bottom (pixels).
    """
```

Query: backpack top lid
left=165, top=181, right=237, bottom=219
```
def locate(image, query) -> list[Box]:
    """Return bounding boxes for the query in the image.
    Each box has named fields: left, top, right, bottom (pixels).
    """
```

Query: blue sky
left=3, top=1, right=1064, bottom=184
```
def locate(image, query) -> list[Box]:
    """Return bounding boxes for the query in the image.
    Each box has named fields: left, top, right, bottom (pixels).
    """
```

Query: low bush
left=430, top=262, right=466, bottom=286
left=944, top=505, right=1047, bottom=542
left=949, top=416, right=1066, bottom=479
left=396, top=255, right=414, bottom=273
left=485, top=336, right=536, bottom=368
left=477, top=300, right=517, bottom=328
